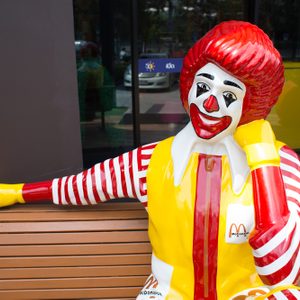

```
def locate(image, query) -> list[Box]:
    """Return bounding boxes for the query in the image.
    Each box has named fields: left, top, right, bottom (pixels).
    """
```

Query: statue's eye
left=196, top=82, right=210, bottom=98
left=223, top=91, right=237, bottom=107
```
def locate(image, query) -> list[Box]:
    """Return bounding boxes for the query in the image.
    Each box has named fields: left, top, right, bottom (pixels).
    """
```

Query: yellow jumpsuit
left=142, top=137, right=298, bottom=299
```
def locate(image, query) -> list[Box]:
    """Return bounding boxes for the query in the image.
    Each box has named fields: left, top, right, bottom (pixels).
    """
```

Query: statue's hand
left=0, top=184, right=24, bottom=207
left=234, top=119, right=279, bottom=169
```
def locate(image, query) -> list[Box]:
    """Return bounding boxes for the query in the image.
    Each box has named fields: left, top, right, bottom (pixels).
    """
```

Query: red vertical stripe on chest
left=193, top=154, right=222, bottom=300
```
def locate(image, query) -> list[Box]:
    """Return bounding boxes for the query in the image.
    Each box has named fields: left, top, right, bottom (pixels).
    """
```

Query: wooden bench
left=0, top=202, right=151, bottom=299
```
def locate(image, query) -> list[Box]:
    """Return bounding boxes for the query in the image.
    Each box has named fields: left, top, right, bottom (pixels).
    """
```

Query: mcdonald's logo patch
left=229, top=223, right=249, bottom=238
left=138, top=274, right=163, bottom=299
left=226, top=204, right=254, bottom=244
left=144, top=274, right=158, bottom=289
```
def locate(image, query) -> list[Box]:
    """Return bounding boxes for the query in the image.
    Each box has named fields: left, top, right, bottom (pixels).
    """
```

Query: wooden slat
left=0, top=231, right=149, bottom=245
left=0, top=242, right=152, bottom=256
left=0, top=209, right=147, bottom=222
left=0, top=265, right=151, bottom=279
left=0, top=275, right=148, bottom=289
left=0, top=219, right=148, bottom=233
left=0, top=203, right=150, bottom=299
left=0, top=287, right=142, bottom=299
left=0, top=202, right=144, bottom=213
left=0, top=254, right=151, bottom=268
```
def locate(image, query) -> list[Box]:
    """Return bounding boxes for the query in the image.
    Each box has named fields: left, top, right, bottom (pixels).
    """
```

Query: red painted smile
left=190, top=103, right=232, bottom=139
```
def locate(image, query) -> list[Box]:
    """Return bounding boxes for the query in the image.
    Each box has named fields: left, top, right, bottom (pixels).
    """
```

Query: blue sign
left=138, top=58, right=183, bottom=73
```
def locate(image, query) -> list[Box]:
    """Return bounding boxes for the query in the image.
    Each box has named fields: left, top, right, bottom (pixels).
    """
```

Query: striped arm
left=264, top=287, right=300, bottom=300
left=249, top=146, right=300, bottom=288
left=51, top=142, right=158, bottom=206
left=268, top=289, right=300, bottom=300
left=280, top=146, right=300, bottom=213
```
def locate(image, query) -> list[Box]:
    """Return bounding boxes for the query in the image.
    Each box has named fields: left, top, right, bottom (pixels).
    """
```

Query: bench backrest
left=0, top=202, right=151, bottom=299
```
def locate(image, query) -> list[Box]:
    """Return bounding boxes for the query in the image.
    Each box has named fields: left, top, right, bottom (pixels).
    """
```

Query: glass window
left=257, top=0, right=300, bottom=61
left=73, top=0, right=300, bottom=160
left=73, top=0, right=134, bottom=167
left=137, top=0, right=247, bottom=145
left=257, top=0, right=300, bottom=150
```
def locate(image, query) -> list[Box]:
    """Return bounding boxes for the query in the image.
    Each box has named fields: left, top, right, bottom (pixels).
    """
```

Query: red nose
left=203, top=95, right=219, bottom=112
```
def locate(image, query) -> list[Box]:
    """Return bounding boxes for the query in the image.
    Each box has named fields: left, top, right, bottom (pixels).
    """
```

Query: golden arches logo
left=144, top=274, right=158, bottom=289
left=229, top=223, right=248, bottom=238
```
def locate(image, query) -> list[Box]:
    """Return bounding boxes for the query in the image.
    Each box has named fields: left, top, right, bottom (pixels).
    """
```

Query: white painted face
left=188, top=63, right=246, bottom=143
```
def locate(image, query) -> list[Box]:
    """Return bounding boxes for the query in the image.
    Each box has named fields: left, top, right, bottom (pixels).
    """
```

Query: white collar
left=171, top=122, right=250, bottom=194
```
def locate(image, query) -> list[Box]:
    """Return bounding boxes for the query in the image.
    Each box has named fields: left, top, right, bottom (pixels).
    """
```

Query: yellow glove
left=0, top=184, right=25, bottom=207
left=234, top=119, right=280, bottom=170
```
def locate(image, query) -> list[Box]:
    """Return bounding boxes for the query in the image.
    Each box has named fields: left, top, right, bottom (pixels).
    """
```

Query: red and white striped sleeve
left=265, top=288, right=300, bottom=299
left=249, top=145, right=300, bottom=288
left=50, top=142, right=158, bottom=207
left=280, top=146, right=300, bottom=213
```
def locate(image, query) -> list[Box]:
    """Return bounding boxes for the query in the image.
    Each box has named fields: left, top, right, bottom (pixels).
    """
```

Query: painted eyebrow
left=196, top=73, right=214, bottom=80
left=223, top=80, right=243, bottom=90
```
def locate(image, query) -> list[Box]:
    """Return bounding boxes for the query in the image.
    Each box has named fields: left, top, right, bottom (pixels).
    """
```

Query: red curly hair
left=180, top=21, right=284, bottom=125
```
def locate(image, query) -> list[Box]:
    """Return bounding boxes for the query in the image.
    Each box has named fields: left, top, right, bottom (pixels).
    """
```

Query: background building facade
left=0, top=0, right=299, bottom=182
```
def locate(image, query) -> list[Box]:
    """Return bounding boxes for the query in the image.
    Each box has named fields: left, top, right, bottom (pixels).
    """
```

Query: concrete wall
left=0, top=0, right=83, bottom=182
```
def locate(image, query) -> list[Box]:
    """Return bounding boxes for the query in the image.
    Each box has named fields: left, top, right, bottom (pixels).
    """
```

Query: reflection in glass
left=73, top=0, right=134, bottom=167
left=72, top=0, right=300, bottom=159
left=257, top=0, right=300, bottom=150
left=137, top=0, right=246, bottom=145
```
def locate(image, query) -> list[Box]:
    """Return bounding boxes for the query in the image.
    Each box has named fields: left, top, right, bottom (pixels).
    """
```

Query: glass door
left=73, top=0, right=134, bottom=167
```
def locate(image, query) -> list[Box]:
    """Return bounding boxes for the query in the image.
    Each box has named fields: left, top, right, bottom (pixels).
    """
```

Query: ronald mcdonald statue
left=0, top=21, right=299, bottom=299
